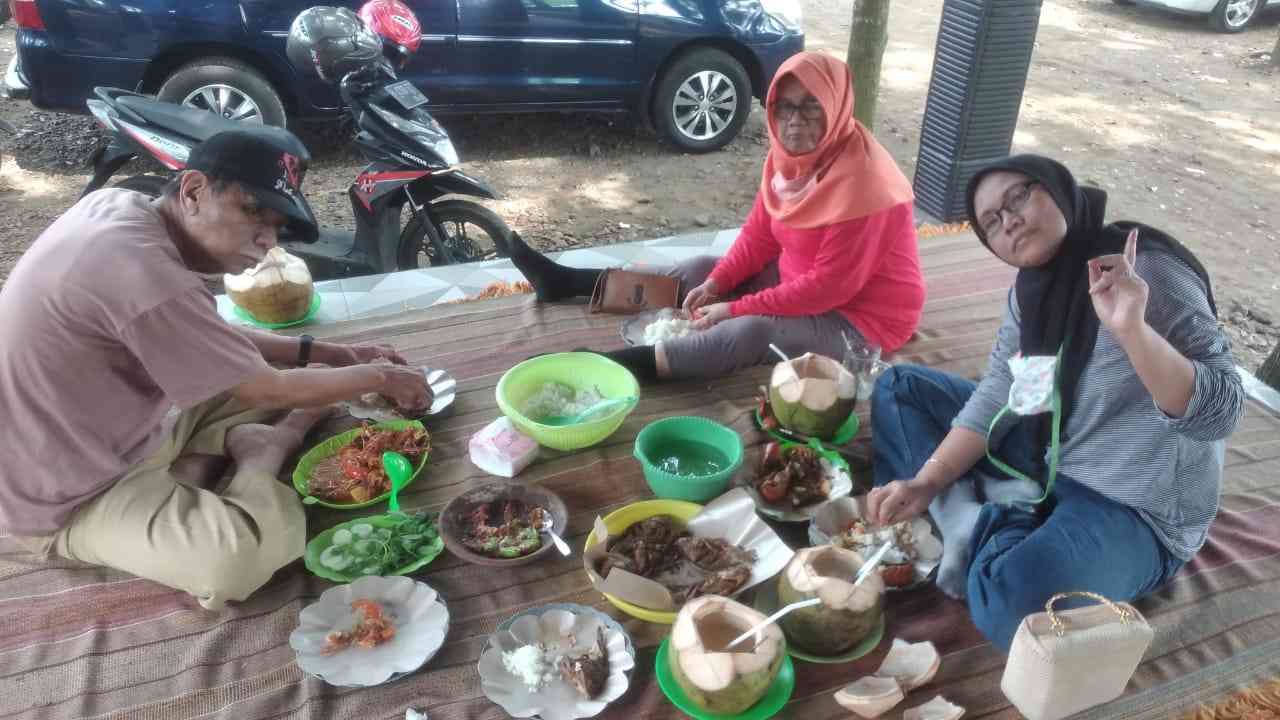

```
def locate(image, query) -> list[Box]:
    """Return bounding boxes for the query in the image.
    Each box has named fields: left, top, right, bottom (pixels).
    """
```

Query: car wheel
left=1208, top=0, right=1260, bottom=31
left=113, top=174, right=170, bottom=198
left=654, top=47, right=752, bottom=154
left=397, top=199, right=510, bottom=268
left=157, top=58, right=287, bottom=127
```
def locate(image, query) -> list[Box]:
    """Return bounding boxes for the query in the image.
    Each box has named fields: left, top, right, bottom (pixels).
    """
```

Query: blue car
left=2, top=0, right=804, bottom=152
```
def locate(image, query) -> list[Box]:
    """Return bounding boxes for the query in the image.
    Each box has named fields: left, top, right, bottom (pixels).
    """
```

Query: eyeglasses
left=980, top=180, right=1039, bottom=238
left=770, top=100, right=824, bottom=122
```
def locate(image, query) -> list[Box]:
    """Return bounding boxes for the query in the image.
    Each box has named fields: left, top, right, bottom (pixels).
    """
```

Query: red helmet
left=358, top=0, right=421, bottom=54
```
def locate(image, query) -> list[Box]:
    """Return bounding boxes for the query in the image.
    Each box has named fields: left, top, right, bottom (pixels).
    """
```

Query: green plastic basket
left=292, top=420, right=429, bottom=510
left=633, top=416, right=743, bottom=502
left=496, top=352, right=640, bottom=451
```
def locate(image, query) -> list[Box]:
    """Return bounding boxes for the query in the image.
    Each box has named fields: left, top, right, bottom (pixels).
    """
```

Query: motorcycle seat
left=116, top=96, right=297, bottom=147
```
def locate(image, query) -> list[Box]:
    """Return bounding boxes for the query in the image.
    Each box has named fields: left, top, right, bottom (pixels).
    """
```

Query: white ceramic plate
left=342, top=367, right=457, bottom=421
left=289, top=576, right=449, bottom=687
left=478, top=606, right=636, bottom=720
left=809, top=496, right=943, bottom=591
left=745, top=457, right=855, bottom=523
left=620, top=308, right=698, bottom=347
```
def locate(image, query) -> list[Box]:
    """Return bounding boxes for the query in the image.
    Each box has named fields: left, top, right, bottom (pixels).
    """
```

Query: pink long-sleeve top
left=708, top=197, right=925, bottom=353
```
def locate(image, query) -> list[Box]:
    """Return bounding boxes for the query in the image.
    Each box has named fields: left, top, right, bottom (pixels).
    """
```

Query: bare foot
left=226, top=406, right=337, bottom=472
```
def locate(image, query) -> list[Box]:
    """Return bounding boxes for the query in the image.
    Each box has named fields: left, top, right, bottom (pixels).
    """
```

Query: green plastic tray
left=292, top=420, right=429, bottom=510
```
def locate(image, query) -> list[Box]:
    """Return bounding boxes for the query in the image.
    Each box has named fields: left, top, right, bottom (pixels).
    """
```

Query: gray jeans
left=661, top=255, right=864, bottom=380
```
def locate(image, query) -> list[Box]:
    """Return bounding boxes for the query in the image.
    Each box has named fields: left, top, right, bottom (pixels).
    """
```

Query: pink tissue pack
left=469, top=417, right=539, bottom=477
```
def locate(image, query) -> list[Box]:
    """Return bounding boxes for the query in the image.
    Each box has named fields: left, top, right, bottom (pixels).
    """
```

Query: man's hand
left=379, top=364, right=433, bottom=413
left=317, top=342, right=408, bottom=368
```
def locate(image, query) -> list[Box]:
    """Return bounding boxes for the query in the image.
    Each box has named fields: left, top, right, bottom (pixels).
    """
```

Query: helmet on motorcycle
left=358, top=0, right=422, bottom=54
left=286, top=7, right=383, bottom=82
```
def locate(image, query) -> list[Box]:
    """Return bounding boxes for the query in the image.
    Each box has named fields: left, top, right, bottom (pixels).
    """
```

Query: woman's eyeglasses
left=981, top=180, right=1039, bottom=238
left=770, top=101, right=823, bottom=122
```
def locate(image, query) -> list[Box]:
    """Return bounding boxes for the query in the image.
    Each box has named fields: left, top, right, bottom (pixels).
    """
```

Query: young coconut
left=768, top=353, right=857, bottom=438
left=833, top=676, right=905, bottom=719
left=224, top=247, right=314, bottom=324
left=876, top=638, right=941, bottom=690
left=670, top=595, right=785, bottom=715
left=777, top=545, right=884, bottom=656
left=902, top=695, right=964, bottom=720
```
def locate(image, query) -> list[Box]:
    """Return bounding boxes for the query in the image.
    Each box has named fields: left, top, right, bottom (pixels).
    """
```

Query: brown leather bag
left=589, top=269, right=680, bottom=315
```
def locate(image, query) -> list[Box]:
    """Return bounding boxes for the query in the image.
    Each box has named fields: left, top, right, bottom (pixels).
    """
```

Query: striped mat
left=2, top=232, right=1278, bottom=720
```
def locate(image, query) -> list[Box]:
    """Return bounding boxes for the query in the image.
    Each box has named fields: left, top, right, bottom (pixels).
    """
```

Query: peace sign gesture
left=1088, top=229, right=1148, bottom=342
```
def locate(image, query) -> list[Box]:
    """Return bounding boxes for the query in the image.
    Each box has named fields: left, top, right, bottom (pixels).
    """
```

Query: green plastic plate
left=292, top=420, right=428, bottom=510
left=232, top=292, right=321, bottom=329
left=655, top=637, right=795, bottom=720
left=303, top=512, right=445, bottom=582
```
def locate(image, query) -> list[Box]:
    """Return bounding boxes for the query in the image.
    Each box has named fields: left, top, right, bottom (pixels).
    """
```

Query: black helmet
left=286, top=7, right=382, bottom=82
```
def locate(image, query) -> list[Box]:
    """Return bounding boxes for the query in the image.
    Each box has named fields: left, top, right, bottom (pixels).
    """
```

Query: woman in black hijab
left=864, top=155, right=1243, bottom=652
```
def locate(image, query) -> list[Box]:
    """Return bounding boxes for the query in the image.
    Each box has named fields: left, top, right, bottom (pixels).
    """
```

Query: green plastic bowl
left=496, top=352, right=640, bottom=452
left=633, top=416, right=743, bottom=502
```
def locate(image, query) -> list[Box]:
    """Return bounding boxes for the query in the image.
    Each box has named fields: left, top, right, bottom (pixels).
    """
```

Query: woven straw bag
left=1001, top=591, right=1153, bottom=720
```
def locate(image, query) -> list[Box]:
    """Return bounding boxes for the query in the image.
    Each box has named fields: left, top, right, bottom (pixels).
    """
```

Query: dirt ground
left=1, top=0, right=1277, bottom=369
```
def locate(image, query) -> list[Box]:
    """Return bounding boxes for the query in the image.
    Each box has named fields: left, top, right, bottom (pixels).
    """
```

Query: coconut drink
left=224, top=247, right=314, bottom=324
left=777, top=546, right=884, bottom=656
left=768, top=353, right=857, bottom=439
left=669, top=595, right=785, bottom=715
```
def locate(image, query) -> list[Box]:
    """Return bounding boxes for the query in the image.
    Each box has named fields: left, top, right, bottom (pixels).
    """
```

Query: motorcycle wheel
left=113, top=174, right=170, bottom=198
left=397, top=199, right=511, bottom=269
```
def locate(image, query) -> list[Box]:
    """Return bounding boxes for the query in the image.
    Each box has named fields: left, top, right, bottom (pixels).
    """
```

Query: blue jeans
left=871, top=365, right=1185, bottom=652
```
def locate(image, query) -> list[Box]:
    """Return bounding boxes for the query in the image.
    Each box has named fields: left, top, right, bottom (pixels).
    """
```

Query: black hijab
left=964, top=154, right=1215, bottom=459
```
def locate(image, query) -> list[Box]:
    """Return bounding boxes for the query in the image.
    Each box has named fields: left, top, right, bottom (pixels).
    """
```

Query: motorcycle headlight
left=760, top=0, right=803, bottom=32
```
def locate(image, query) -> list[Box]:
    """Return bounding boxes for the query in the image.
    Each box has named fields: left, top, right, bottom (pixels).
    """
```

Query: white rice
left=523, top=382, right=605, bottom=421
left=502, top=644, right=560, bottom=691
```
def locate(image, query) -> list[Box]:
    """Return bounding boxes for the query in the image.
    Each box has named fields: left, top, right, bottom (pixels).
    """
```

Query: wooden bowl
left=439, top=481, right=569, bottom=567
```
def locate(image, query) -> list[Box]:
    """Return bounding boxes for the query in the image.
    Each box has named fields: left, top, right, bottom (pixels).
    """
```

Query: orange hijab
left=762, top=52, right=913, bottom=229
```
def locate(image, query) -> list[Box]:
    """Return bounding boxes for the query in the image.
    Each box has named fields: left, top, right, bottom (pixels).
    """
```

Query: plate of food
left=304, top=510, right=445, bottom=582
left=293, top=421, right=431, bottom=510
left=478, top=604, right=636, bottom=720
left=289, top=575, right=449, bottom=687
left=809, top=496, right=943, bottom=591
left=438, top=481, right=569, bottom=567
left=742, top=441, right=854, bottom=523
left=582, top=491, right=794, bottom=624
left=342, top=367, right=457, bottom=421
left=620, top=308, right=700, bottom=347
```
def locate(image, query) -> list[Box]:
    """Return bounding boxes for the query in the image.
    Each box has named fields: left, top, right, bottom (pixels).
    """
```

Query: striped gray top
left=954, top=251, right=1245, bottom=560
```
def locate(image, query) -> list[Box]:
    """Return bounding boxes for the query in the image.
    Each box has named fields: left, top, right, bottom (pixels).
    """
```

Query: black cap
left=186, top=128, right=319, bottom=243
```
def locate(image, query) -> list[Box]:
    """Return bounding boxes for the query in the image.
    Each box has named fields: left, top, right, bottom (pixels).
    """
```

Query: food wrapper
left=469, top=417, right=539, bottom=478
left=1007, top=353, right=1057, bottom=416
left=583, top=488, right=794, bottom=611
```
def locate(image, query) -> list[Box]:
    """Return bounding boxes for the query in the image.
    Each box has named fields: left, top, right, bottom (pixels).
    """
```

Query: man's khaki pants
left=29, top=394, right=306, bottom=610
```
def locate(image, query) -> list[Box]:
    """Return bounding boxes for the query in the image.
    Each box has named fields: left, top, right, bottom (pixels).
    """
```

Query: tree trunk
left=846, top=0, right=894, bottom=131
left=1260, top=341, right=1280, bottom=391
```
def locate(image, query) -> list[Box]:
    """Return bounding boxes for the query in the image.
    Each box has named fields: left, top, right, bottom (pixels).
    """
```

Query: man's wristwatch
left=297, top=334, right=315, bottom=367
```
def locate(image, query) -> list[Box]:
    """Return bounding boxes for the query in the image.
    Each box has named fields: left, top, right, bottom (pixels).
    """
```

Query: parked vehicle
left=1113, top=0, right=1277, bottom=32
left=82, top=4, right=512, bottom=279
left=2, top=0, right=804, bottom=152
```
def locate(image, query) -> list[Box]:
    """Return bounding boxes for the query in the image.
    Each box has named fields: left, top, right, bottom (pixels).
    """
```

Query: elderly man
left=0, top=130, right=431, bottom=610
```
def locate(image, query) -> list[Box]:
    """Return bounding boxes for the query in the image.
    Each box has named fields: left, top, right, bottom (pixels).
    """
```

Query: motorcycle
left=81, top=52, right=509, bottom=279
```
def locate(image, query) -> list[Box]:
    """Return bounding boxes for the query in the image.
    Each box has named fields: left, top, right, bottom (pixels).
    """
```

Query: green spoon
left=541, top=396, right=638, bottom=427
left=382, top=451, right=413, bottom=513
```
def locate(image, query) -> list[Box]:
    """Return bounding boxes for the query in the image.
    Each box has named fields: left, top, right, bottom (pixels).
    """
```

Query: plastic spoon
left=723, top=540, right=894, bottom=651
left=381, top=451, right=412, bottom=514
left=541, top=396, right=638, bottom=427
left=725, top=597, right=823, bottom=651
left=537, top=512, right=572, bottom=557
left=769, top=344, right=803, bottom=385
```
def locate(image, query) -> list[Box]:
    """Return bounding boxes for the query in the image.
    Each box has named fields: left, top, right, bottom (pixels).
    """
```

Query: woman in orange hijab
left=501, top=52, right=925, bottom=381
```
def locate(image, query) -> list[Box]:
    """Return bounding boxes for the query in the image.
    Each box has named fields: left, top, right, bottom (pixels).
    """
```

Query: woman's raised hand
left=1088, top=229, right=1149, bottom=342
left=682, top=278, right=721, bottom=315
